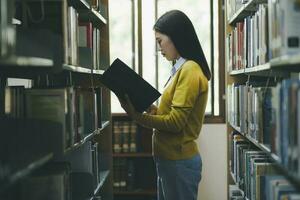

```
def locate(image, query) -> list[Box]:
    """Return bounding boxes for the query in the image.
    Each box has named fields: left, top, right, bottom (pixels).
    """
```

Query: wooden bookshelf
left=225, top=0, right=300, bottom=199
left=112, top=114, right=157, bottom=200
left=0, top=0, right=112, bottom=199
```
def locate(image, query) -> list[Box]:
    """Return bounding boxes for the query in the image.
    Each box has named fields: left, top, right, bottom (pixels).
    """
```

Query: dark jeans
left=155, top=154, right=202, bottom=200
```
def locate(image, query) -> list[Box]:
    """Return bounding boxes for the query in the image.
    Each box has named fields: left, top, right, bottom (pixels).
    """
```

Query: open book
left=99, top=58, right=161, bottom=113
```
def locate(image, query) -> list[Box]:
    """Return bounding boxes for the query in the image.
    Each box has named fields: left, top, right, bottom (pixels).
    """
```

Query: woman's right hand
left=146, top=104, right=158, bottom=115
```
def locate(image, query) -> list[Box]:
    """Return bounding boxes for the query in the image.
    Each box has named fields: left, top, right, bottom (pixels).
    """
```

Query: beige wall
left=197, top=124, right=227, bottom=200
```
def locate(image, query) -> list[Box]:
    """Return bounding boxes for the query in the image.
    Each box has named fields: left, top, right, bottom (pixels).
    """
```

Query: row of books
left=226, top=0, right=300, bottom=72
left=113, top=158, right=156, bottom=192
left=64, top=141, right=101, bottom=192
left=0, top=0, right=15, bottom=58
left=229, top=184, right=244, bottom=200
left=1, top=0, right=104, bottom=70
left=113, top=121, right=138, bottom=153
left=227, top=82, right=273, bottom=140
left=4, top=86, right=106, bottom=153
left=16, top=141, right=103, bottom=200
left=227, top=3, right=268, bottom=71
left=15, top=148, right=99, bottom=200
left=230, top=132, right=300, bottom=200
left=228, top=79, right=300, bottom=177
left=113, top=158, right=135, bottom=191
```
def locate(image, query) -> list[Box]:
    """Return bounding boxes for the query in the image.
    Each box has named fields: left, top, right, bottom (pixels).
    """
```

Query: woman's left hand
left=118, top=94, right=137, bottom=118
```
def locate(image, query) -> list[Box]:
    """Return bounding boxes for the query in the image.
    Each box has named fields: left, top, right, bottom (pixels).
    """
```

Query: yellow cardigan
left=134, top=60, right=208, bottom=160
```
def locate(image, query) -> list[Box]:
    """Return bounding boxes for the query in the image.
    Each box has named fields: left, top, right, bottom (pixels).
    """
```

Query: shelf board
left=229, top=122, right=272, bottom=154
left=99, top=121, right=110, bottom=131
left=228, top=0, right=257, bottom=25
left=12, top=18, right=21, bottom=25
left=228, top=0, right=261, bottom=25
left=270, top=54, right=300, bottom=68
left=78, top=8, right=107, bottom=28
left=229, top=123, right=241, bottom=133
left=93, top=69, right=105, bottom=75
left=94, top=170, right=110, bottom=195
left=63, top=64, right=104, bottom=75
left=113, top=153, right=153, bottom=158
left=229, top=68, right=245, bottom=76
left=229, top=54, right=300, bottom=77
left=244, top=63, right=271, bottom=73
left=0, top=56, right=53, bottom=67
left=91, top=9, right=107, bottom=25
left=230, top=171, right=237, bottom=184
left=0, top=153, right=53, bottom=192
left=70, top=0, right=107, bottom=26
left=114, top=189, right=156, bottom=196
left=66, top=124, right=109, bottom=154
left=244, top=63, right=289, bottom=77
left=71, top=0, right=90, bottom=10
left=112, top=113, right=128, bottom=117
left=63, top=64, right=92, bottom=73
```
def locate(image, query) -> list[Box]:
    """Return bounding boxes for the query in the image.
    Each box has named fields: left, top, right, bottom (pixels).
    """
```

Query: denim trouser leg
left=155, top=154, right=202, bottom=200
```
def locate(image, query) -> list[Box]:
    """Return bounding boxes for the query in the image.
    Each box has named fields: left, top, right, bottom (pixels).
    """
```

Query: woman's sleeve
left=133, top=65, right=201, bottom=133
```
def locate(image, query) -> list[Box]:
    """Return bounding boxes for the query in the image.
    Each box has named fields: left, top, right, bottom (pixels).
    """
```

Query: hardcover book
left=100, top=58, right=161, bottom=113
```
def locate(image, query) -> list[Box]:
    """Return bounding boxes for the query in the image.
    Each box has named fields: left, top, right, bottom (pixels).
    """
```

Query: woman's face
left=155, top=31, right=180, bottom=61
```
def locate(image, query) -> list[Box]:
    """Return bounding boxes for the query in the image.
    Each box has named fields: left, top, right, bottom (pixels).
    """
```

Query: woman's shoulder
left=181, top=60, right=205, bottom=77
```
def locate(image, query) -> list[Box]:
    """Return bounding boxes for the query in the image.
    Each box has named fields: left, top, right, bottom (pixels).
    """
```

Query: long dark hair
left=154, top=10, right=211, bottom=80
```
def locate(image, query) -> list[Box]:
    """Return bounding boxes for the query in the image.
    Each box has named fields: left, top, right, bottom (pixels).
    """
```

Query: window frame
left=111, top=0, right=226, bottom=123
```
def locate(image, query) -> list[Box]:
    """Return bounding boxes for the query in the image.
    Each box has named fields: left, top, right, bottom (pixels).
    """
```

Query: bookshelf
left=112, top=113, right=157, bottom=200
left=0, top=0, right=112, bottom=200
left=225, top=0, right=300, bottom=199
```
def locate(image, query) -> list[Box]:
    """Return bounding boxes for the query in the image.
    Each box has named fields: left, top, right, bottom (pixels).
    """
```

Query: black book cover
left=100, top=58, right=161, bottom=113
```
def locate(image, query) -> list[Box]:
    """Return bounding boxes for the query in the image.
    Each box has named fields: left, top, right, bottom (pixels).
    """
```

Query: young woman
left=119, top=10, right=211, bottom=200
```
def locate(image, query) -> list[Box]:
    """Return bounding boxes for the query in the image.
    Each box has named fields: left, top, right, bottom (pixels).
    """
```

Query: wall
left=197, top=124, right=227, bottom=200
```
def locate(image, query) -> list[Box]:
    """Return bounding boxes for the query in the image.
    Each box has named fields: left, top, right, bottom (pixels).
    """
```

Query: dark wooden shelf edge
left=228, top=0, right=264, bottom=25
left=94, top=170, right=110, bottom=195
left=112, top=113, right=128, bottom=117
left=66, top=124, right=109, bottom=154
left=91, top=9, right=107, bottom=25
left=0, top=153, right=53, bottom=192
left=114, top=189, right=156, bottom=196
left=229, top=69, right=245, bottom=76
left=113, top=153, right=153, bottom=158
left=99, top=121, right=110, bottom=132
left=227, top=54, right=300, bottom=77
left=229, top=122, right=271, bottom=153
left=63, top=64, right=105, bottom=75
left=71, top=0, right=90, bottom=10
left=0, top=56, right=53, bottom=67
left=230, top=171, right=237, bottom=184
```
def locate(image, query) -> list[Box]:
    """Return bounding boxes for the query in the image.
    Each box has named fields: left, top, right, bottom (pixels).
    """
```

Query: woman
left=119, top=10, right=211, bottom=200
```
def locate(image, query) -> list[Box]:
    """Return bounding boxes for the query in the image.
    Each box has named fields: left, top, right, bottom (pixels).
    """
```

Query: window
left=109, top=0, right=133, bottom=113
left=157, top=0, right=212, bottom=114
left=109, top=0, right=225, bottom=122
